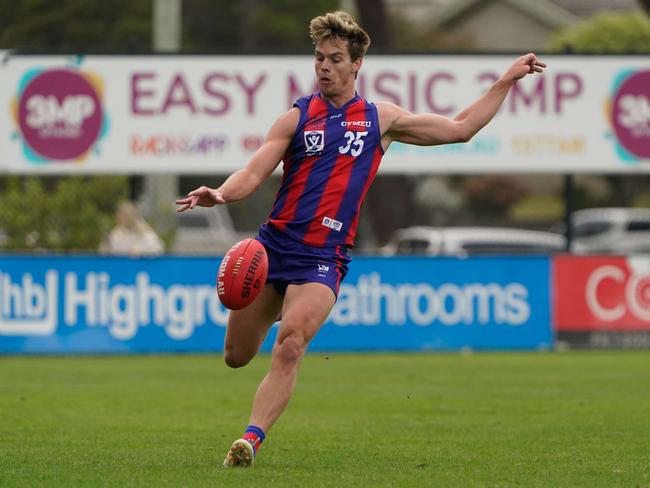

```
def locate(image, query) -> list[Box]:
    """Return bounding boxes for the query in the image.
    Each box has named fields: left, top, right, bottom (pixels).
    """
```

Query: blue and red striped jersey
left=268, top=93, right=384, bottom=247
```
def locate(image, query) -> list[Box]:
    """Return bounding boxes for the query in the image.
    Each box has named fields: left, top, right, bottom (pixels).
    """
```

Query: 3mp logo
left=304, top=130, right=324, bottom=153
left=607, top=69, right=650, bottom=162
left=11, top=67, right=109, bottom=162
left=0, top=271, right=58, bottom=336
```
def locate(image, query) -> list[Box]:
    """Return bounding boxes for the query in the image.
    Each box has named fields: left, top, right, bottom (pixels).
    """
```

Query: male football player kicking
left=176, top=10, right=546, bottom=467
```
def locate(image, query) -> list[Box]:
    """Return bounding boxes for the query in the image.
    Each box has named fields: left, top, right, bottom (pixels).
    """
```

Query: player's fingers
left=175, top=197, right=191, bottom=205
left=176, top=203, right=190, bottom=213
left=535, top=61, right=547, bottom=68
left=522, top=52, right=536, bottom=63
left=187, top=186, right=209, bottom=197
left=189, top=196, right=199, bottom=209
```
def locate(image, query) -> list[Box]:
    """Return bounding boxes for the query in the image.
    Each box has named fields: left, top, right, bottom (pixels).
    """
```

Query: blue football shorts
left=255, top=222, right=351, bottom=298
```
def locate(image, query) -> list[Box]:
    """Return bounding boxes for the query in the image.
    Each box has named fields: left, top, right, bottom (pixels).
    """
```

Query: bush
left=463, top=175, right=530, bottom=223
left=549, top=12, right=650, bottom=53
left=0, top=176, right=128, bottom=252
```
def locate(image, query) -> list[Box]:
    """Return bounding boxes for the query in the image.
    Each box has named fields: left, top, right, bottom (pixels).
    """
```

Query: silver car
left=569, top=208, right=650, bottom=255
left=382, top=226, right=567, bottom=257
left=171, top=205, right=245, bottom=255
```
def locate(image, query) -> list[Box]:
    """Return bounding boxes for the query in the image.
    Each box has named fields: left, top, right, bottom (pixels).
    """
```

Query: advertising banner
left=0, top=255, right=552, bottom=354
left=553, top=255, right=650, bottom=348
left=0, top=54, right=649, bottom=174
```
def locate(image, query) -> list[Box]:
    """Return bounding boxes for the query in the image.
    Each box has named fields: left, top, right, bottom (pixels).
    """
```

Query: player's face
left=315, top=38, right=361, bottom=98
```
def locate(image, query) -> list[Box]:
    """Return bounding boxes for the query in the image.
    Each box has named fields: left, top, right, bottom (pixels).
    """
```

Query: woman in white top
left=99, top=201, right=164, bottom=256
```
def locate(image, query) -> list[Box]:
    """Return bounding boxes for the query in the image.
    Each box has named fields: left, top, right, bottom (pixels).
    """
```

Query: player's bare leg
left=249, top=282, right=335, bottom=429
left=223, top=284, right=283, bottom=368
left=223, top=283, right=284, bottom=468
left=223, top=282, right=335, bottom=467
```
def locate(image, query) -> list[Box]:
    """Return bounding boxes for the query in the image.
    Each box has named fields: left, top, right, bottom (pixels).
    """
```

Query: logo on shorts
left=304, top=130, right=324, bottom=153
left=322, top=216, right=342, bottom=232
left=317, top=264, right=330, bottom=277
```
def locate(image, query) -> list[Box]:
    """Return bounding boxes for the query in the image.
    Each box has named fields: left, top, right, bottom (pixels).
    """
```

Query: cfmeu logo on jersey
left=304, top=130, right=324, bottom=154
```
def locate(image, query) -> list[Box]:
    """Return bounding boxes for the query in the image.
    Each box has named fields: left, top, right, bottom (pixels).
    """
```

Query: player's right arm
left=175, top=108, right=300, bottom=212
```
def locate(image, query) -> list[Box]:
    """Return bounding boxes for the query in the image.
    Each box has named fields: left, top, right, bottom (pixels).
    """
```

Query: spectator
left=99, top=201, right=164, bottom=256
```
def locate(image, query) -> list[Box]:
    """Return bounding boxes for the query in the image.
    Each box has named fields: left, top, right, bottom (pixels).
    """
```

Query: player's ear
left=352, top=57, right=363, bottom=74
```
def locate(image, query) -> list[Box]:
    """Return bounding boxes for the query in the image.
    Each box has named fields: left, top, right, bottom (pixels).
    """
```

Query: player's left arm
left=381, top=53, right=546, bottom=147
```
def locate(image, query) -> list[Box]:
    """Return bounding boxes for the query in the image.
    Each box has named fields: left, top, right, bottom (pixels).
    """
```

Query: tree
left=182, top=0, right=338, bottom=51
left=0, top=0, right=340, bottom=52
left=354, top=0, right=392, bottom=48
left=0, top=0, right=151, bottom=51
left=549, top=11, right=650, bottom=53
left=0, top=177, right=128, bottom=252
left=462, top=175, right=530, bottom=225
left=639, top=0, right=650, bottom=16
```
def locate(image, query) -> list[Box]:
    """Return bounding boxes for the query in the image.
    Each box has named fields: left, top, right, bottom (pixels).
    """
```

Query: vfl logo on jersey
left=322, top=216, right=343, bottom=232
left=304, top=130, right=325, bottom=153
left=317, top=264, right=330, bottom=277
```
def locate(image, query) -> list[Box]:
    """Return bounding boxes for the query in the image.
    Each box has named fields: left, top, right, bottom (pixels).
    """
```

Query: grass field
left=1, top=351, right=649, bottom=487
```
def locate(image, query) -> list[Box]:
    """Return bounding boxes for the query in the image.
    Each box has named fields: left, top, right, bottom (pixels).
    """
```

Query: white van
left=382, top=226, right=566, bottom=257
left=569, top=208, right=650, bottom=254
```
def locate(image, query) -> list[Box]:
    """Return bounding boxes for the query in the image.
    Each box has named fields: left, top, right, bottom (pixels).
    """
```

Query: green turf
left=1, top=351, right=649, bottom=487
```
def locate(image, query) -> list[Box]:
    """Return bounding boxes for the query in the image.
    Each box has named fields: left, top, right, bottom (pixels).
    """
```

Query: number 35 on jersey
left=338, top=130, right=368, bottom=156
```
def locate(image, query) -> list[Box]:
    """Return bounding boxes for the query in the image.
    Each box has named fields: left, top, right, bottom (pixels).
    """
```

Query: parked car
left=171, top=205, right=245, bottom=255
left=556, top=207, right=650, bottom=255
left=382, top=226, right=566, bottom=257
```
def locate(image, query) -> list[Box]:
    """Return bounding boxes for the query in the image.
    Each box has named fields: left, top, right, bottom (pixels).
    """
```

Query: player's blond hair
left=309, top=11, right=371, bottom=61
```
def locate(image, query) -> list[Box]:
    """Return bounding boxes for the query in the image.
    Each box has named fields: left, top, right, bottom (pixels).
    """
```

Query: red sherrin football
left=217, top=238, right=268, bottom=310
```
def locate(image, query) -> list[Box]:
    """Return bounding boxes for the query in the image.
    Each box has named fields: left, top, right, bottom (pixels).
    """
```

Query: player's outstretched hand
left=505, top=53, right=546, bottom=81
left=175, top=186, right=226, bottom=212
